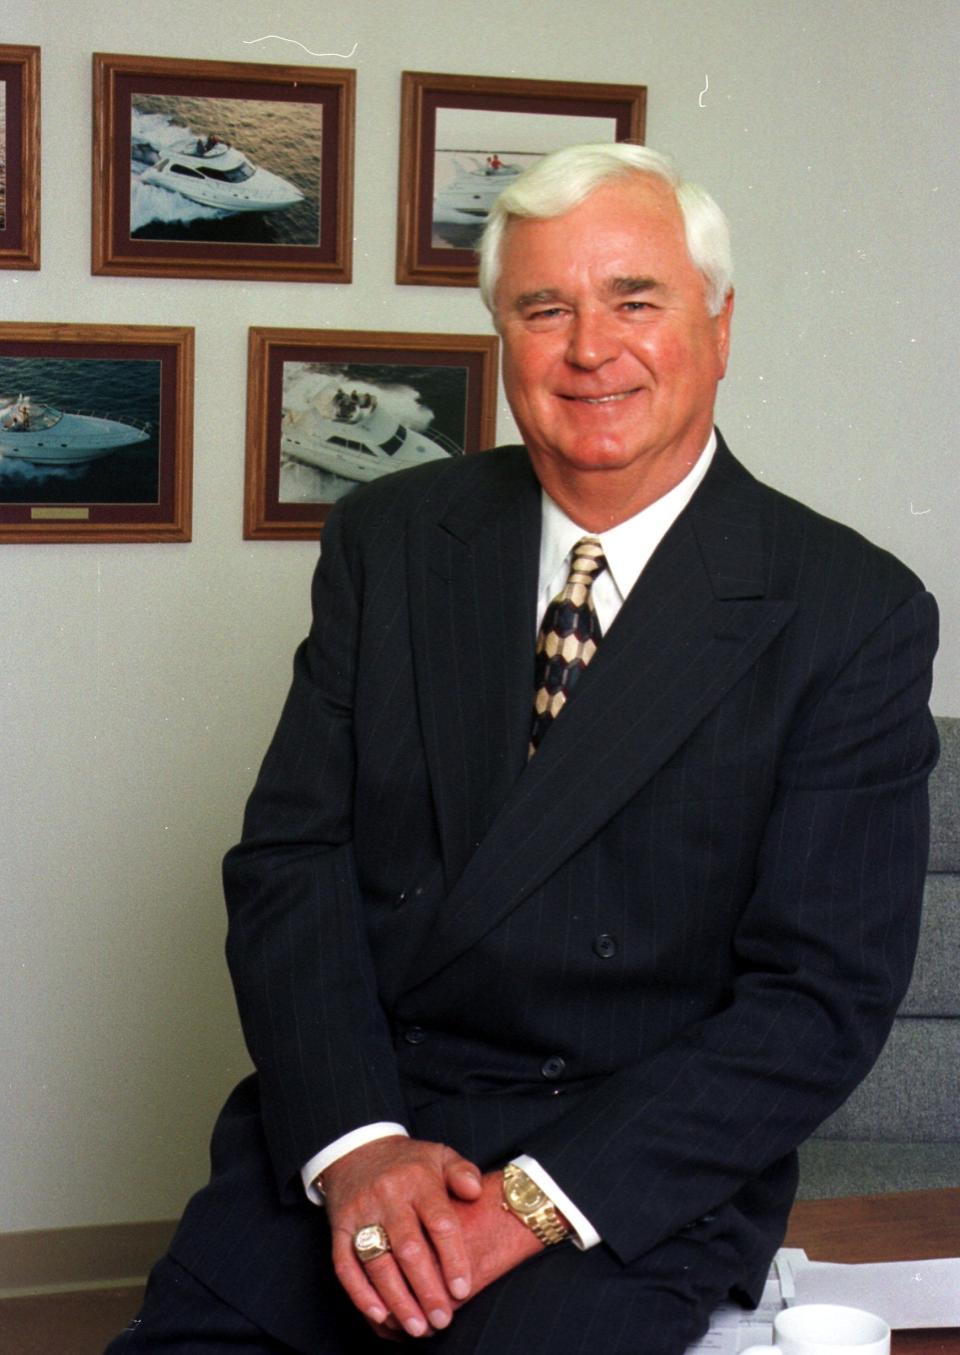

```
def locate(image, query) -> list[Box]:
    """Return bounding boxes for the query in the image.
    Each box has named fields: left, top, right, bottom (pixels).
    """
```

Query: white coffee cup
left=740, top=1302, right=891, bottom=1355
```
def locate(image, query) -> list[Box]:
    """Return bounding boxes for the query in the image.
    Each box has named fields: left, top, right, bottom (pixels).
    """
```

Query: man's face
left=494, top=174, right=732, bottom=506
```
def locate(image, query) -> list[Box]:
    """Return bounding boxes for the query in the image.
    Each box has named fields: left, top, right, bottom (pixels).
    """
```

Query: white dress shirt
left=301, top=432, right=718, bottom=1249
left=535, top=431, right=716, bottom=638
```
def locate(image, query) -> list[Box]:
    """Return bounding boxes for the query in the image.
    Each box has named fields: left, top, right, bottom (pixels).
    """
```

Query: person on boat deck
left=105, top=141, right=938, bottom=1355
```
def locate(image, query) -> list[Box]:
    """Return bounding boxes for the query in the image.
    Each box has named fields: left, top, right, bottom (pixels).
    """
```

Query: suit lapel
left=403, top=440, right=796, bottom=993
left=408, top=448, right=542, bottom=889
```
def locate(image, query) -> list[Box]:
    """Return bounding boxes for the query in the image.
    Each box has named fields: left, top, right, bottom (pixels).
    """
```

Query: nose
left=565, top=308, right=619, bottom=369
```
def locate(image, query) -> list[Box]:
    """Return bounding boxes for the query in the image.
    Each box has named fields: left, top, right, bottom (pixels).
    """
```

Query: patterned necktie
left=529, top=536, right=608, bottom=756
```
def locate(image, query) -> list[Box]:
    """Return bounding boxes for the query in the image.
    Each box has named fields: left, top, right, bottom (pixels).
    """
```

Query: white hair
left=477, top=143, right=732, bottom=317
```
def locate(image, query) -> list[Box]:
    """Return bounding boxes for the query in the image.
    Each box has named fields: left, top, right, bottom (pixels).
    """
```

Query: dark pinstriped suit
left=166, top=435, right=938, bottom=1354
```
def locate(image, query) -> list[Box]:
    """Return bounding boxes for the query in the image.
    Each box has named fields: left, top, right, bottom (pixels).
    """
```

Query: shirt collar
left=538, top=430, right=717, bottom=601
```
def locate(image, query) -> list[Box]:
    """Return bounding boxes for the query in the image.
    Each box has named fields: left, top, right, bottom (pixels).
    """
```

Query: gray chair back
left=799, top=715, right=960, bottom=1196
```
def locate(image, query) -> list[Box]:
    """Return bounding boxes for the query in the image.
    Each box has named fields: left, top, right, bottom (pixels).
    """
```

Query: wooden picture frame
left=92, top=52, right=354, bottom=283
left=397, top=71, right=646, bottom=288
left=0, top=322, right=193, bottom=543
left=244, top=326, right=499, bottom=540
left=0, top=45, right=41, bottom=270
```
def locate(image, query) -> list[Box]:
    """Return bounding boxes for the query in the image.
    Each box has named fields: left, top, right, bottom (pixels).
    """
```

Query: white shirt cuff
left=301, top=1123, right=409, bottom=1204
left=512, top=1154, right=601, bottom=1250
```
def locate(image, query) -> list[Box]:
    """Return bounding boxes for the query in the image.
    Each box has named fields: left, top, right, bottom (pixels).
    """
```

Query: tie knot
left=570, top=534, right=605, bottom=570
left=562, top=536, right=607, bottom=602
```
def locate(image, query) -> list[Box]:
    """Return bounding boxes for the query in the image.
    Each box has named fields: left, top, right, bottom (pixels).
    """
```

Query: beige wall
left=2, top=0, right=957, bottom=1235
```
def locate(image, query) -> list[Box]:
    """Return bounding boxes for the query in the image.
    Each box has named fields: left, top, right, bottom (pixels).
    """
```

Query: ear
left=714, top=290, right=734, bottom=379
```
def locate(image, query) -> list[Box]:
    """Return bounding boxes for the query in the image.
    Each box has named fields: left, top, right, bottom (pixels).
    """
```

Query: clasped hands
left=324, top=1135, right=544, bottom=1340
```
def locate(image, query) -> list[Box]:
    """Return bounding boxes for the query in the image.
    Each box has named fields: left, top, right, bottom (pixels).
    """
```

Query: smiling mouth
left=561, top=388, right=640, bottom=405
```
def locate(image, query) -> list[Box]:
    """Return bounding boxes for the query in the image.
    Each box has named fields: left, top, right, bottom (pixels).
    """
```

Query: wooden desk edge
left=785, top=1186, right=960, bottom=1264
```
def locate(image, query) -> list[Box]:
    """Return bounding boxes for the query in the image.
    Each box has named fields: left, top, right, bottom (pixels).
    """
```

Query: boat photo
left=433, top=155, right=521, bottom=226
left=0, top=394, right=150, bottom=466
left=137, top=135, right=304, bottom=215
left=281, top=385, right=457, bottom=484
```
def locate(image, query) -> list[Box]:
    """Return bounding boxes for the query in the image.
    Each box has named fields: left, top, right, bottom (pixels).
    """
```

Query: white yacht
left=281, top=387, right=456, bottom=483
left=433, top=156, right=520, bottom=225
left=138, top=137, right=304, bottom=214
left=0, top=395, right=150, bottom=465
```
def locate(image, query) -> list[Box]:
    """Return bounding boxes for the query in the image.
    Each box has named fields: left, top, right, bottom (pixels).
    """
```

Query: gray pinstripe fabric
left=161, top=435, right=938, bottom=1355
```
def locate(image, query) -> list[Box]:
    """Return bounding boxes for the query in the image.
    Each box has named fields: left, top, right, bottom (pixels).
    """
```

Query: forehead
left=496, top=175, right=698, bottom=300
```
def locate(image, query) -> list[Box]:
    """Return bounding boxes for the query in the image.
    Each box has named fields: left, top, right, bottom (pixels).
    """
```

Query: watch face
left=505, top=1172, right=547, bottom=1213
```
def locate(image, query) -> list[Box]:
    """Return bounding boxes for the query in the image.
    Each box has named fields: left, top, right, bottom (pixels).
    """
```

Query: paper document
left=683, top=1257, right=793, bottom=1353
left=794, top=1256, right=960, bottom=1329
left=684, top=1248, right=960, bottom=1352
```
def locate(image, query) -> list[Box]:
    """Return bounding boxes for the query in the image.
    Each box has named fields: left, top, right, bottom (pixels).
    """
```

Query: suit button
left=593, top=933, right=618, bottom=959
left=404, top=1026, right=426, bottom=1045
left=541, top=1055, right=566, bottom=1080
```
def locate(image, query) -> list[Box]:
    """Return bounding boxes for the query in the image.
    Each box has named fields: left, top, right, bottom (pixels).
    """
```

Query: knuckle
left=377, top=1279, right=415, bottom=1316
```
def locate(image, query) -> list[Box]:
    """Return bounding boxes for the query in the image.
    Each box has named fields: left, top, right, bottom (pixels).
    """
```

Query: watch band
left=525, top=1206, right=572, bottom=1247
left=501, top=1163, right=571, bottom=1246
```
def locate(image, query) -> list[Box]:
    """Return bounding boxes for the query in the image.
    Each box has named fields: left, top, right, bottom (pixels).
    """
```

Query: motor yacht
left=138, top=136, right=304, bottom=214
left=0, top=395, right=150, bottom=465
left=433, top=156, right=520, bottom=225
left=281, top=386, right=456, bottom=483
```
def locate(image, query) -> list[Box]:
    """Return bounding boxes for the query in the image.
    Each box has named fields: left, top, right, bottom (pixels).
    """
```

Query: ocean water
left=279, top=361, right=467, bottom=504
left=0, top=357, right=161, bottom=505
left=131, top=94, right=321, bottom=245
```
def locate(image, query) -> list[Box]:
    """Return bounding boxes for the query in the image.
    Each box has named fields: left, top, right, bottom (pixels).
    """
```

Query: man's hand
left=323, top=1136, right=482, bottom=1339
left=451, top=1170, right=545, bottom=1296
left=351, top=1167, right=547, bottom=1340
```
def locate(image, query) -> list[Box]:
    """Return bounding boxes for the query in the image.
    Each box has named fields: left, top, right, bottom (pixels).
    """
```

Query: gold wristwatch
left=501, top=1163, right=571, bottom=1246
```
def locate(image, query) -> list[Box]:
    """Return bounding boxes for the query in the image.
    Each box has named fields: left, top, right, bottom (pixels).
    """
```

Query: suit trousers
left=105, top=1225, right=747, bottom=1355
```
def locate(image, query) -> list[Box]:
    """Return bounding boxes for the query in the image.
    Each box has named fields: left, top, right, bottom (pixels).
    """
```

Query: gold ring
left=353, top=1223, right=391, bottom=1263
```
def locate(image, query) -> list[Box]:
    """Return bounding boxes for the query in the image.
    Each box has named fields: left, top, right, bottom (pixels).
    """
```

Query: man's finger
left=443, top=1150, right=483, bottom=1203
left=363, top=1312, right=407, bottom=1343
left=363, top=1251, right=438, bottom=1337
left=418, top=1199, right=472, bottom=1301
left=388, top=1210, right=456, bottom=1332
left=331, top=1232, right=393, bottom=1332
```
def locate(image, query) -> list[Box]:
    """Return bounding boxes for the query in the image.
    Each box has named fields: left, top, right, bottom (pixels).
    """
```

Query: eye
left=621, top=300, right=654, bottom=313
left=524, top=305, right=569, bottom=325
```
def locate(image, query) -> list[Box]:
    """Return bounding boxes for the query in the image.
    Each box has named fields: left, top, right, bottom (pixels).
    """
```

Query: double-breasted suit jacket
left=170, top=435, right=938, bottom=1352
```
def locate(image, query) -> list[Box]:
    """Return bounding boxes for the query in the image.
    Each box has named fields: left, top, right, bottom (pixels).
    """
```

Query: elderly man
left=108, top=144, right=938, bottom=1355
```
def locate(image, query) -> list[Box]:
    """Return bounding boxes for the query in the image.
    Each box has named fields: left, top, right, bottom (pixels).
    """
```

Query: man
left=109, top=144, right=938, bottom=1354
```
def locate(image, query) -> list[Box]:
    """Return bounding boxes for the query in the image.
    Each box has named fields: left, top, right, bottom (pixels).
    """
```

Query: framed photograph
left=397, top=71, right=646, bottom=288
left=244, top=327, right=499, bottom=540
left=92, top=52, right=354, bottom=283
left=0, top=45, right=40, bottom=270
left=0, top=323, right=193, bottom=543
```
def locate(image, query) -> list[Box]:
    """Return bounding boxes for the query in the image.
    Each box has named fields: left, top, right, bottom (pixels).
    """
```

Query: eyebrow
left=512, top=276, right=664, bottom=312
left=513, top=288, right=564, bottom=311
left=606, top=275, right=661, bottom=296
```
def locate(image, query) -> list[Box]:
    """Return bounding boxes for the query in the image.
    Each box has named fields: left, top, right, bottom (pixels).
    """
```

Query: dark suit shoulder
left=703, top=438, right=929, bottom=611
left=328, top=445, right=534, bottom=550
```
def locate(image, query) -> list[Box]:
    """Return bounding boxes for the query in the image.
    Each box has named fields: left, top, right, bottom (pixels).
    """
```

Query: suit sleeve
left=222, top=503, right=409, bottom=1200
left=521, top=583, right=939, bottom=1266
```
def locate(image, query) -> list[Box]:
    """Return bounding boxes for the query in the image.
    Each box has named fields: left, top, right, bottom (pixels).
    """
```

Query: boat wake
left=0, top=456, right=83, bottom=483
left=283, top=366, right=439, bottom=434
left=130, top=110, right=229, bottom=229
